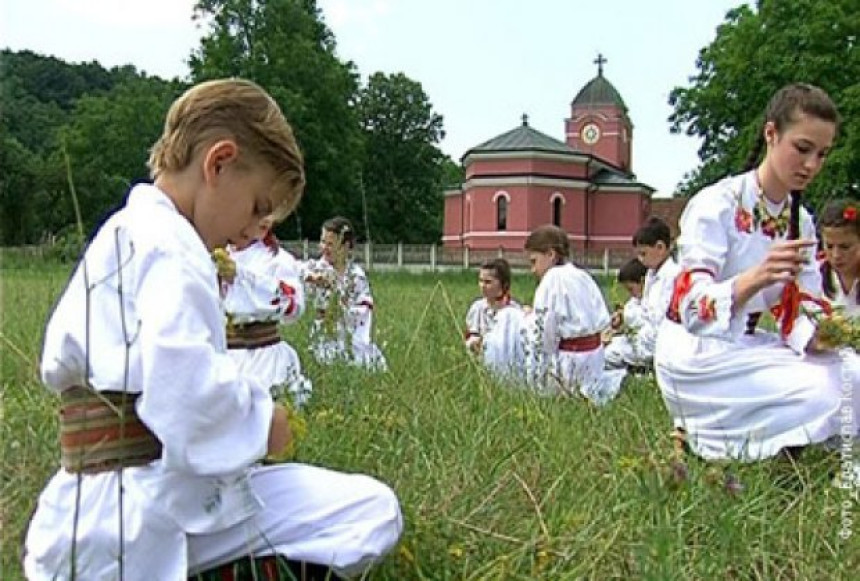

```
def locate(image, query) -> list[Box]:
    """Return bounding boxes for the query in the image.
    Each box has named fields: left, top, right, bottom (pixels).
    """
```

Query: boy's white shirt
left=637, top=257, right=681, bottom=353
left=40, top=183, right=272, bottom=534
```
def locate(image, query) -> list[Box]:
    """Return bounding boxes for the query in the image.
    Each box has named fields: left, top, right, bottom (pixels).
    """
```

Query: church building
left=442, top=58, right=655, bottom=251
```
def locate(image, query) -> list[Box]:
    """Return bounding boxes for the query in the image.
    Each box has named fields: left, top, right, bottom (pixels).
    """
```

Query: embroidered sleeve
left=668, top=188, right=745, bottom=340
left=530, top=272, right=561, bottom=355
left=464, top=300, right=483, bottom=344
left=271, top=251, right=305, bottom=324
left=344, top=265, right=374, bottom=339
left=229, top=249, right=304, bottom=324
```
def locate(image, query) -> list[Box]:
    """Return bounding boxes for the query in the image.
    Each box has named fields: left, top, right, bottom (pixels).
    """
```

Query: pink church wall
left=466, top=158, right=588, bottom=180
left=588, top=191, right=645, bottom=248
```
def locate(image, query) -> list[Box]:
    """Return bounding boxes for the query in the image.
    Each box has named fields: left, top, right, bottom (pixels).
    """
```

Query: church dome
left=571, top=73, right=627, bottom=111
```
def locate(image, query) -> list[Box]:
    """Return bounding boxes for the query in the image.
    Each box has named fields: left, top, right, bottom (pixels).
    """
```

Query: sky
left=2, top=0, right=749, bottom=197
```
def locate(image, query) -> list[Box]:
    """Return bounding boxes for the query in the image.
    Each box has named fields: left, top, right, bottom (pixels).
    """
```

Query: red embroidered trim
left=697, top=296, right=717, bottom=322
left=278, top=281, right=297, bottom=316
left=262, top=230, right=279, bottom=255
left=734, top=206, right=753, bottom=233
left=666, top=268, right=715, bottom=323
left=770, top=285, right=833, bottom=338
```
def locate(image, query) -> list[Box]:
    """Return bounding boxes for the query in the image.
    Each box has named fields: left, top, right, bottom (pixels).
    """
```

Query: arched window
left=550, top=192, right=565, bottom=227
left=496, top=197, right=508, bottom=231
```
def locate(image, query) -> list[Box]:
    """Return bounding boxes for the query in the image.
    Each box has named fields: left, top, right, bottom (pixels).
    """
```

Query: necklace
left=752, top=194, right=790, bottom=239
left=735, top=171, right=791, bottom=239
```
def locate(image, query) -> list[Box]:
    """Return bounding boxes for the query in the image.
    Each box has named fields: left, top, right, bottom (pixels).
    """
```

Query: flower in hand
left=211, top=248, right=236, bottom=283
left=811, top=309, right=860, bottom=351
left=265, top=402, right=308, bottom=463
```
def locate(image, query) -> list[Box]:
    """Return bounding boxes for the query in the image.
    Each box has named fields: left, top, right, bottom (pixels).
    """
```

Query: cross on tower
left=594, top=53, right=607, bottom=76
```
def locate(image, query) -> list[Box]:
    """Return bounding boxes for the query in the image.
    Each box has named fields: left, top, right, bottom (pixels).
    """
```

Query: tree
left=58, top=77, right=185, bottom=234
left=668, top=0, right=860, bottom=206
left=190, top=0, right=365, bottom=241
left=357, top=72, right=447, bottom=243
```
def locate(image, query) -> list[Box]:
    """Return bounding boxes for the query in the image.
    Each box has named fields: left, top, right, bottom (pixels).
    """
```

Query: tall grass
left=1, top=268, right=857, bottom=579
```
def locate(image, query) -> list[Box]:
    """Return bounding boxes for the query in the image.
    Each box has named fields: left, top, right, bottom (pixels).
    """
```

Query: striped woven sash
left=226, top=321, right=281, bottom=350
left=59, top=386, right=162, bottom=474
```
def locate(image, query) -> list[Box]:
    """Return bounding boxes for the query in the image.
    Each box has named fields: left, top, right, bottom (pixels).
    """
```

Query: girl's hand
left=754, top=239, right=815, bottom=286
left=734, top=239, right=815, bottom=311
left=267, top=404, right=293, bottom=457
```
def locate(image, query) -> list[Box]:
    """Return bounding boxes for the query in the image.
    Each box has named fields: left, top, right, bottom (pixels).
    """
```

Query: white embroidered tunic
left=224, top=240, right=312, bottom=406
left=654, top=171, right=858, bottom=460
left=524, top=262, right=626, bottom=404
left=303, top=258, right=387, bottom=369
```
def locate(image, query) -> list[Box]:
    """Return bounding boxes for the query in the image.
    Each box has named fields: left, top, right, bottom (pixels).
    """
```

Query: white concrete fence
left=281, top=241, right=632, bottom=274
left=2, top=242, right=633, bottom=274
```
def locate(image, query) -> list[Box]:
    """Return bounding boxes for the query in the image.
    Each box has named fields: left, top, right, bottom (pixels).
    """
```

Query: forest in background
left=1, top=0, right=858, bottom=249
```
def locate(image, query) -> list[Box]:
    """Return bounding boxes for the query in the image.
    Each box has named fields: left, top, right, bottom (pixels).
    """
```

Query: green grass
left=2, top=267, right=858, bottom=580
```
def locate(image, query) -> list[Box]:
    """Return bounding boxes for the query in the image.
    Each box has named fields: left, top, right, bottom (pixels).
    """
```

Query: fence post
left=397, top=242, right=403, bottom=267
left=463, top=246, right=470, bottom=269
left=365, top=242, right=372, bottom=271
left=603, top=248, right=609, bottom=275
left=302, top=239, right=309, bottom=260
left=430, top=245, right=437, bottom=272
left=497, top=246, right=504, bottom=258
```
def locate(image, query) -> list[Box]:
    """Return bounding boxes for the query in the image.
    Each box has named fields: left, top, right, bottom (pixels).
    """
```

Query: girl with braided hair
left=654, top=83, right=859, bottom=462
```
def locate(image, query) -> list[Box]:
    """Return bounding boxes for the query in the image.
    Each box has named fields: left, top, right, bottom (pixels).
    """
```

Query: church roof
left=571, top=73, right=628, bottom=111
left=592, top=168, right=653, bottom=191
left=466, top=116, right=576, bottom=157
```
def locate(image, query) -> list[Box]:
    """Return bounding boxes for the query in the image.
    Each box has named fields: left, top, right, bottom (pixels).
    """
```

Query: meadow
left=1, top=259, right=858, bottom=580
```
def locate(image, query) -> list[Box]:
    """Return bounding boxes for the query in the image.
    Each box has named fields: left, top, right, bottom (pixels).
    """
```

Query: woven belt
left=227, top=321, right=280, bottom=349
left=59, top=386, right=162, bottom=474
left=191, top=556, right=342, bottom=581
left=558, top=333, right=601, bottom=353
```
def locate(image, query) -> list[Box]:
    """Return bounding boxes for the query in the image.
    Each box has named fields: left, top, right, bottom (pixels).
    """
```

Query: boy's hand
left=267, top=404, right=293, bottom=457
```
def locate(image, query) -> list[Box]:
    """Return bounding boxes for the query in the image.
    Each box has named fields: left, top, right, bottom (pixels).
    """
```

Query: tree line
left=1, top=0, right=857, bottom=249
left=0, top=0, right=461, bottom=247
left=669, top=0, right=859, bottom=206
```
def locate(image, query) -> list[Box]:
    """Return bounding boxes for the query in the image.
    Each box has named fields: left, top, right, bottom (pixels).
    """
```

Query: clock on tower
left=582, top=122, right=601, bottom=145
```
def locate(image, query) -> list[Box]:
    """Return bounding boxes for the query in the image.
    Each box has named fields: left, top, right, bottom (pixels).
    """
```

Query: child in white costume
left=604, top=258, right=649, bottom=369
left=24, top=80, right=402, bottom=581
left=654, top=83, right=858, bottom=461
left=522, top=225, right=627, bottom=404
left=304, top=216, right=387, bottom=370
left=464, top=258, right=525, bottom=378
left=222, top=229, right=313, bottom=408
left=817, top=198, right=860, bottom=317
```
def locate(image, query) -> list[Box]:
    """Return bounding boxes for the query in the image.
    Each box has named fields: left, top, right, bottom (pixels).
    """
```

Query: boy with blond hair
left=25, top=79, right=402, bottom=581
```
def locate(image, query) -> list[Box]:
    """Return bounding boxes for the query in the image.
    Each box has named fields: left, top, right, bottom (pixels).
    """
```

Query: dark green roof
left=593, top=168, right=653, bottom=191
left=466, top=117, right=576, bottom=157
left=572, top=74, right=627, bottom=111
